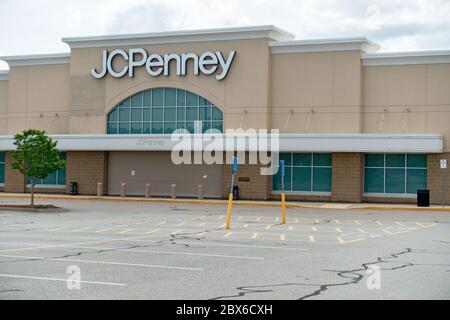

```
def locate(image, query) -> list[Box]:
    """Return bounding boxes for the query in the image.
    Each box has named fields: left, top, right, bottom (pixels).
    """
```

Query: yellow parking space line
left=288, top=226, right=294, bottom=231
left=171, top=229, right=183, bottom=235
left=395, top=222, right=406, bottom=227
left=354, top=220, right=361, bottom=225
left=146, top=229, right=160, bottom=234
left=243, top=224, right=249, bottom=228
left=251, top=233, right=258, bottom=239
left=96, top=228, right=113, bottom=233
left=415, top=222, right=437, bottom=228
left=119, top=228, right=134, bottom=234
left=312, top=226, right=318, bottom=232
left=337, top=237, right=366, bottom=244
left=375, top=221, right=384, bottom=226
left=337, top=237, right=345, bottom=244
left=275, top=217, right=280, bottom=223
left=280, top=234, right=286, bottom=241
left=220, top=223, right=226, bottom=228
left=224, top=232, right=233, bottom=238
left=218, top=215, right=224, bottom=220
left=357, top=228, right=367, bottom=234
left=265, top=224, right=274, bottom=230
left=335, top=227, right=342, bottom=233
left=335, top=219, right=341, bottom=224
left=383, top=229, right=407, bottom=236
left=156, top=221, right=167, bottom=226
left=308, top=235, right=315, bottom=243
left=72, top=227, right=91, bottom=233
left=198, top=223, right=206, bottom=227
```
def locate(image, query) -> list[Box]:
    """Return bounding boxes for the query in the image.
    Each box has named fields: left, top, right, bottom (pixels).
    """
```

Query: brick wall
left=428, top=153, right=450, bottom=205
left=66, top=151, right=108, bottom=195
left=331, top=153, right=363, bottom=203
left=4, top=152, right=25, bottom=193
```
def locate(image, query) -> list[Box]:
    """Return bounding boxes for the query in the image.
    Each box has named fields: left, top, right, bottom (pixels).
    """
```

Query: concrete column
left=97, top=182, right=103, bottom=197
left=198, top=184, right=204, bottom=200
left=145, top=183, right=151, bottom=198
left=171, top=184, right=177, bottom=199
left=121, top=183, right=127, bottom=198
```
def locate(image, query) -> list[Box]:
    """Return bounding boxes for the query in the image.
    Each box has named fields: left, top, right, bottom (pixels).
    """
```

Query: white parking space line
left=170, top=229, right=183, bottom=235
left=243, top=224, right=249, bottom=228
left=308, top=235, right=315, bottom=243
left=312, top=226, right=318, bottom=232
left=265, top=224, right=274, bottom=230
left=176, top=222, right=186, bottom=227
left=288, top=226, right=294, bottom=231
left=0, top=274, right=126, bottom=287
left=72, top=227, right=92, bottom=233
left=357, top=228, right=367, bottom=234
left=198, top=223, right=206, bottom=227
left=49, top=227, right=66, bottom=232
left=146, top=229, right=160, bottom=234
left=251, top=233, right=258, bottom=239
left=156, top=221, right=167, bottom=226
left=335, top=219, right=341, bottom=224
left=224, top=232, right=233, bottom=238
left=0, top=254, right=204, bottom=271
left=96, top=228, right=113, bottom=233
left=376, top=221, right=384, bottom=226
left=119, top=229, right=134, bottom=234
left=354, top=220, right=361, bottom=225
left=335, top=227, right=342, bottom=233
left=280, top=234, right=286, bottom=241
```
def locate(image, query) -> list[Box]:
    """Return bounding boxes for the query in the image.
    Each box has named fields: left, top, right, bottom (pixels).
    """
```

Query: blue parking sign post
left=281, top=160, right=287, bottom=224
left=226, top=156, right=238, bottom=229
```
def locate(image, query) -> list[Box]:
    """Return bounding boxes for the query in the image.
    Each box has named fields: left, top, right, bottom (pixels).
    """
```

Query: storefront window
left=364, top=153, right=427, bottom=195
left=107, top=88, right=223, bottom=134
left=0, top=152, right=5, bottom=184
left=273, top=153, right=332, bottom=193
left=26, top=152, right=66, bottom=186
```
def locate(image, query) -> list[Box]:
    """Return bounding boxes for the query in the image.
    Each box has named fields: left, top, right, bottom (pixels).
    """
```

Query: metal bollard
left=121, top=183, right=127, bottom=198
left=171, top=184, right=177, bottom=199
left=145, top=183, right=151, bottom=198
left=97, top=182, right=103, bottom=197
left=198, top=184, right=204, bottom=200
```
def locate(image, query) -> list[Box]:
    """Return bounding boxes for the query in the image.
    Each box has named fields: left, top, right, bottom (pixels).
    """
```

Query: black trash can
left=417, top=190, right=430, bottom=207
left=70, top=182, right=78, bottom=196
left=232, top=185, right=239, bottom=200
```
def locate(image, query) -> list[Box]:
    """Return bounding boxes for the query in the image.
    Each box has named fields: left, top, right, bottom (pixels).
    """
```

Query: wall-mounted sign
left=441, top=159, right=447, bottom=169
left=91, top=49, right=237, bottom=81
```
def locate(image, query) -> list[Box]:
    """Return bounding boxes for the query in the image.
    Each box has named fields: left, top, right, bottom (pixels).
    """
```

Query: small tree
left=11, top=129, right=66, bottom=206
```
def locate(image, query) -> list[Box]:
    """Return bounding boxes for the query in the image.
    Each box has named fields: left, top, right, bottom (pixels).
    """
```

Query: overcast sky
left=1, top=0, right=449, bottom=70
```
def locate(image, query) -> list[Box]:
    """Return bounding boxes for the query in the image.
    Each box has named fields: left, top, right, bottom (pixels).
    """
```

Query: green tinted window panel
left=212, top=107, right=223, bottom=121
left=42, top=172, right=57, bottom=185
left=313, top=153, right=332, bottom=167
left=143, top=122, right=151, bottom=134
left=177, top=107, right=185, bottom=121
left=164, top=122, right=176, bottom=134
left=406, top=169, right=427, bottom=194
left=119, top=122, right=130, bottom=134
left=143, top=108, right=152, bottom=121
left=272, top=169, right=283, bottom=191
left=152, top=88, right=164, bottom=106
left=385, top=168, right=405, bottom=194
left=58, top=169, right=66, bottom=185
left=186, top=107, right=198, bottom=121
left=118, top=108, right=130, bottom=122
left=186, top=92, right=198, bottom=106
left=364, top=168, right=384, bottom=193
left=131, top=109, right=142, bottom=121
left=202, top=122, right=211, bottom=133
left=152, top=122, right=163, bottom=134
left=108, top=109, right=118, bottom=122
left=131, top=122, right=142, bottom=134
left=365, top=154, right=384, bottom=167
left=199, top=97, right=208, bottom=106
left=199, top=107, right=208, bottom=121
left=107, top=123, right=118, bottom=134
left=211, top=122, right=223, bottom=132
left=119, top=99, right=130, bottom=108
left=407, top=154, right=427, bottom=168
left=164, top=88, right=177, bottom=106
left=164, top=107, right=176, bottom=121
left=0, top=163, right=4, bottom=183
left=279, top=153, right=292, bottom=167
left=143, top=91, right=152, bottom=107
left=313, top=167, right=332, bottom=192
left=273, top=166, right=292, bottom=191
left=152, top=108, right=164, bottom=121
left=292, top=167, right=311, bottom=192
left=386, top=154, right=405, bottom=168
left=293, top=153, right=311, bottom=167
left=177, top=90, right=186, bottom=106
left=131, top=93, right=142, bottom=108
left=186, top=122, right=195, bottom=134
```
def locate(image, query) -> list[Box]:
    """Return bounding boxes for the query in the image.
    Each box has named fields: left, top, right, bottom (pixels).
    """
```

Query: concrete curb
left=0, top=193, right=449, bottom=212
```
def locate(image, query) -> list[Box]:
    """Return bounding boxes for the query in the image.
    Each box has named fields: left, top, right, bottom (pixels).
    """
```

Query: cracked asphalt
left=0, top=198, right=449, bottom=300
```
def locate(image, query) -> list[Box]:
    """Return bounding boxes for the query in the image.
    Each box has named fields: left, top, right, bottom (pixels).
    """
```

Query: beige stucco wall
left=0, top=80, right=8, bottom=135
left=362, top=63, right=450, bottom=151
left=6, top=64, right=70, bottom=135
left=69, top=38, right=272, bottom=133
left=270, top=50, right=362, bottom=133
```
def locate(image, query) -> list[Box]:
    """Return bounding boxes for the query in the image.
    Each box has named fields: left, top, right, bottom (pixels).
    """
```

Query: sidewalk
left=0, top=192, right=449, bottom=212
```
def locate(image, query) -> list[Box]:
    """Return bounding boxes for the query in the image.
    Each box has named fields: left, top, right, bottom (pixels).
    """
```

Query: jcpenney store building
left=0, top=25, right=449, bottom=204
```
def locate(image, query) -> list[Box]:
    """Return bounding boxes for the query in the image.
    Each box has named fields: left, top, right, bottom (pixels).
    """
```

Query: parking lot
left=0, top=198, right=449, bottom=299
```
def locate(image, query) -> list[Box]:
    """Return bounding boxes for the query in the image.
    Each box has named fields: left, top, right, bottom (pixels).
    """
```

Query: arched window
left=107, top=88, right=223, bottom=134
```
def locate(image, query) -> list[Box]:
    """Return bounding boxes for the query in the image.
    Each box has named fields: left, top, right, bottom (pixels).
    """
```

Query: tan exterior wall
left=362, top=63, right=450, bottom=152
left=4, top=152, right=25, bottom=193
left=331, top=153, right=363, bottom=202
left=65, top=151, right=108, bottom=195
left=6, top=64, right=71, bottom=135
left=0, top=80, right=8, bottom=135
left=428, top=153, right=450, bottom=205
left=270, top=50, right=362, bottom=133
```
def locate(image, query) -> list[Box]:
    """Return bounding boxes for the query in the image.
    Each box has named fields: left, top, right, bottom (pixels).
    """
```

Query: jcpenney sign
left=91, top=49, right=236, bottom=81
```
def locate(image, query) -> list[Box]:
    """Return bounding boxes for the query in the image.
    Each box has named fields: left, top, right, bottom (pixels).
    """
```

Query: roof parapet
left=0, top=53, right=70, bottom=67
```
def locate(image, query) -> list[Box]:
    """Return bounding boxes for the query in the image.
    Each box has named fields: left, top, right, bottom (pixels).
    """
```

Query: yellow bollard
left=225, top=193, right=233, bottom=229
left=281, top=192, right=287, bottom=224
